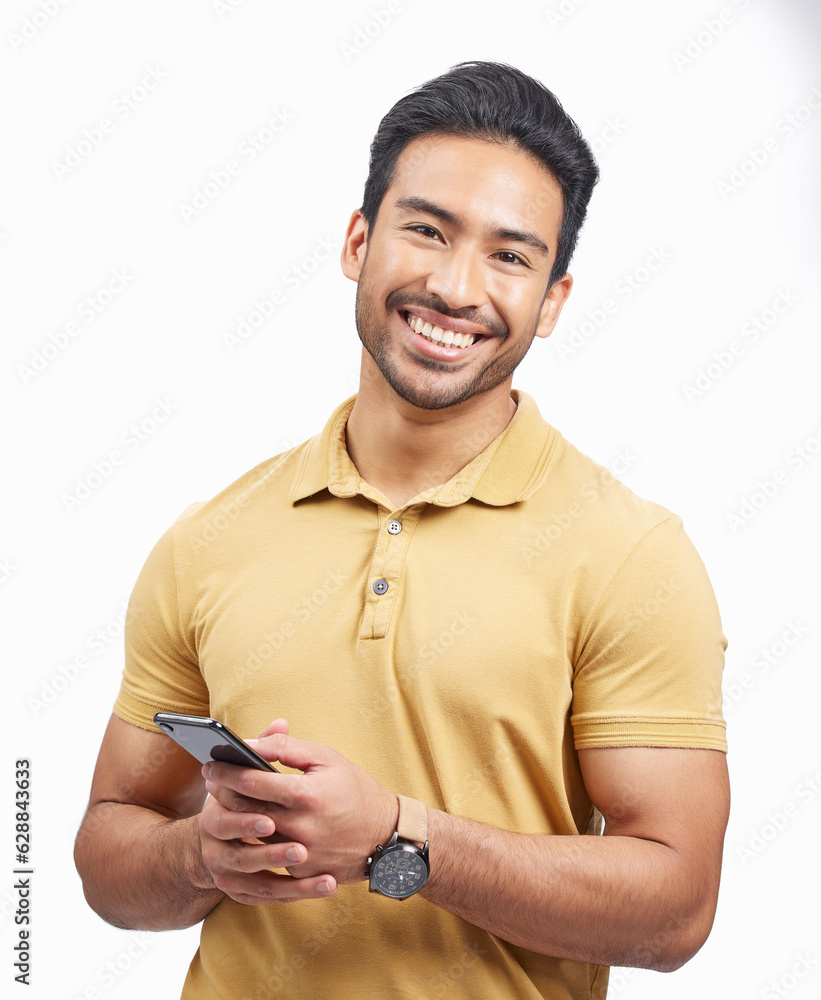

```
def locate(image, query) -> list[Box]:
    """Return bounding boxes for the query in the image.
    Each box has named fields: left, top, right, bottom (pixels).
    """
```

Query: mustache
left=385, top=290, right=508, bottom=340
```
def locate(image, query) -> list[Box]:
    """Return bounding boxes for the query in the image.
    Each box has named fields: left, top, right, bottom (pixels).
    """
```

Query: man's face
left=341, top=134, right=571, bottom=411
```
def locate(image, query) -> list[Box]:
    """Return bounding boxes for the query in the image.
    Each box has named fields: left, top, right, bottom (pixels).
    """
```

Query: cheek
left=402, top=246, right=439, bottom=280
left=486, top=278, right=535, bottom=328
left=367, top=250, right=417, bottom=296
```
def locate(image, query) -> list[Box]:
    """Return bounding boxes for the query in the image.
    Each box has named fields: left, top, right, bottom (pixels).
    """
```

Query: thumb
left=251, top=732, right=334, bottom=772
left=254, top=717, right=290, bottom=739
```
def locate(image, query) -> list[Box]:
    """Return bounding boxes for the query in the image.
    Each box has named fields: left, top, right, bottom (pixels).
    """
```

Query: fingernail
left=286, top=847, right=301, bottom=863
left=246, top=738, right=259, bottom=745
left=317, top=880, right=333, bottom=894
left=255, top=820, right=273, bottom=836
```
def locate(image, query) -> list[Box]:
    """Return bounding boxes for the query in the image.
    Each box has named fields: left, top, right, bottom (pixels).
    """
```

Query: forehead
left=384, top=133, right=563, bottom=239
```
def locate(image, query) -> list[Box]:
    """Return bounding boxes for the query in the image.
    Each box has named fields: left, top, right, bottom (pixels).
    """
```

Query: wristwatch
left=366, top=794, right=430, bottom=900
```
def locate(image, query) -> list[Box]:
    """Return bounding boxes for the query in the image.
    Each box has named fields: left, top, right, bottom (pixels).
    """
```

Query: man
left=75, top=61, right=729, bottom=999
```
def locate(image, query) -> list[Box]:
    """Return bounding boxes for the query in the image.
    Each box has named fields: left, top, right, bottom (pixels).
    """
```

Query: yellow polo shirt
left=114, top=390, right=727, bottom=1000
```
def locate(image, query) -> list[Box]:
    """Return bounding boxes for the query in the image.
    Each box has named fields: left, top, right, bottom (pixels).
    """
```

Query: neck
left=345, top=353, right=518, bottom=509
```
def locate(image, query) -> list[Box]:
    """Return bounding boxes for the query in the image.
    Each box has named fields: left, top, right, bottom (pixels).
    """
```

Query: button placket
left=360, top=506, right=423, bottom=640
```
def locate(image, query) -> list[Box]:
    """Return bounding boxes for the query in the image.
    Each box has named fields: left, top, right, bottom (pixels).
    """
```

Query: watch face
left=371, top=844, right=429, bottom=898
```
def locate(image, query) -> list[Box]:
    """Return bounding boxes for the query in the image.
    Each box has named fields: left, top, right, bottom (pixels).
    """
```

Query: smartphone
left=153, top=712, right=278, bottom=771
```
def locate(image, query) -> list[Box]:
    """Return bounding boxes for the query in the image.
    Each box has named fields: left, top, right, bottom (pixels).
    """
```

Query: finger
left=248, top=732, right=338, bottom=773
left=253, top=718, right=290, bottom=739
left=203, top=763, right=302, bottom=809
left=203, top=836, right=310, bottom=876
left=211, top=869, right=338, bottom=906
left=204, top=777, right=274, bottom=814
left=202, top=796, right=278, bottom=842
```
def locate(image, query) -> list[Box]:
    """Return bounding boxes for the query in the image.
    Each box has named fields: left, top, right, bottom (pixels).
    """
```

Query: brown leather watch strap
left=396, top=794, right=427, bottom=849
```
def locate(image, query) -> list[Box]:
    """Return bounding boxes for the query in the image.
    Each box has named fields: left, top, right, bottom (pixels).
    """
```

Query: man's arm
left=73, top=715, right=332, bottom=930
left=420, top=745, right=730, bottom=971
left=202, top=731, right=729, bottom=971
left=74, top=714, right=222, bottom=930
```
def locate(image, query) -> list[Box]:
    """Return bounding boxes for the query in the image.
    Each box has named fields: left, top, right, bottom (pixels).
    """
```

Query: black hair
left=361, top=61, right=600, bottom=288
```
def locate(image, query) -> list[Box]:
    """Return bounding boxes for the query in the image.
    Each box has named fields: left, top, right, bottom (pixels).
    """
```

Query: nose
left=425, top=243, right=487, bottom=311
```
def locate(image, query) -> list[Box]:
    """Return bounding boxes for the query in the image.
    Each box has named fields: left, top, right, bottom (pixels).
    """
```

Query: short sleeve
left=571, top=516, right=727, bottom=752
left=113, top=516, right=209, bottom=732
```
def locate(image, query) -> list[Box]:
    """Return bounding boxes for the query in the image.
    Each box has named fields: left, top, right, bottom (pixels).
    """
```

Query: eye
left=495, top=251, right=527, bottom=266
left=406, top=225, right=442, bottom=240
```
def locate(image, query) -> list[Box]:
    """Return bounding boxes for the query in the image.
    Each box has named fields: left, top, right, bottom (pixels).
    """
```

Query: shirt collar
left=289, top=390, right=560, bottom=509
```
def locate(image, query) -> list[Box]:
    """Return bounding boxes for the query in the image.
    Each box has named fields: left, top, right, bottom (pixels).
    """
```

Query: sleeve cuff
left=572, top=714, right=728, bottom=752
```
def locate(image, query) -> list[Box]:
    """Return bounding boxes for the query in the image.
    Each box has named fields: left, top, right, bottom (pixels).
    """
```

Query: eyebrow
left=394, top=195, right=551, bottom=259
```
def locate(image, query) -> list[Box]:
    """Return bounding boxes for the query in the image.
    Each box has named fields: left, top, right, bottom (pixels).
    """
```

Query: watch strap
left=396, top=794, right=427, bottom=849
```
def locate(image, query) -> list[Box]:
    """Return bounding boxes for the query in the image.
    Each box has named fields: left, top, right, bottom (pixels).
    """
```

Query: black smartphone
left=153, top=712, right=279, bottom=771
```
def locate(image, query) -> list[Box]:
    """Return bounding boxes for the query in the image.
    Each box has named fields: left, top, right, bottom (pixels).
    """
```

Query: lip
left=399, top=309, right=489, bottom=362
left=402, top=305, right=491, bottom=340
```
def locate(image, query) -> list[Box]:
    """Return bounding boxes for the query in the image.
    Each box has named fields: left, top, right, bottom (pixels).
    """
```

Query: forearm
left=420, top=810, right=709, bottom=972
left=74, top=802, right=224, bottom=931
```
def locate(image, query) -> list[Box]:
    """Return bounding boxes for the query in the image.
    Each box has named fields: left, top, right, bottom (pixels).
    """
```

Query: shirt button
left=373, top=579, right=389, bottom=595
left=387, top=520, right=402, bottom=534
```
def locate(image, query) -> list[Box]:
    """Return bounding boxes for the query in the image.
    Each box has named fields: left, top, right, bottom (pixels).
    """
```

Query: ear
left=534, top=272, right=573, bottom=340
left=340, top=209, right=369, bottom=283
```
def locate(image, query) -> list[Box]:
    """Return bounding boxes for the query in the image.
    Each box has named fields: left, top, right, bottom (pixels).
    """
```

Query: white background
left=2, top=0, right=820, bottom=997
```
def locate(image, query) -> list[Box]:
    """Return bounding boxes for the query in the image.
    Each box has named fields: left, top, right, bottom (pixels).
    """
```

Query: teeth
left=406, top=312, right=476, bottom=349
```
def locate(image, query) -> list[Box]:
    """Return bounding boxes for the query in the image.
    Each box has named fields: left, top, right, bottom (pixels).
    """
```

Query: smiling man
left=75, top=63, right=729, bottom=1000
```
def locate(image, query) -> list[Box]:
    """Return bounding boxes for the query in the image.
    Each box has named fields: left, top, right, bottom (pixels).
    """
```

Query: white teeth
left=406, top=312, right=476, bottom=349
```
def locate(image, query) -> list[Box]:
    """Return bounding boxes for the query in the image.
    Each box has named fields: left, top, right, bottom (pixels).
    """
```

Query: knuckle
left=233, top=853, right=252, bottom=875
left=289, top=780, right=313, bottom=810
left=226, top=841, right=248, bottom=872
left=224, top=790, right=253, bottom=813
left=209, top=809, right=226, bottom=837
left=215, top=875, right=239, bottom=898
left=208, top=802, right=232, bottom=837
left=237, top=771, right=261, bottom=798
left=198, top=816, right=214, bottom=843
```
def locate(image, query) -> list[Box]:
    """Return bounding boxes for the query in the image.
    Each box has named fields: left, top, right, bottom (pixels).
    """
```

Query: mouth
left=403, top=310, right=486, bottom=350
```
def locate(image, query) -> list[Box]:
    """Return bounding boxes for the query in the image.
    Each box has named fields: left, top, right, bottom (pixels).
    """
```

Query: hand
left=197, top=719, right=337, bottom=904
left=202, top=719, right=399, bottom=886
